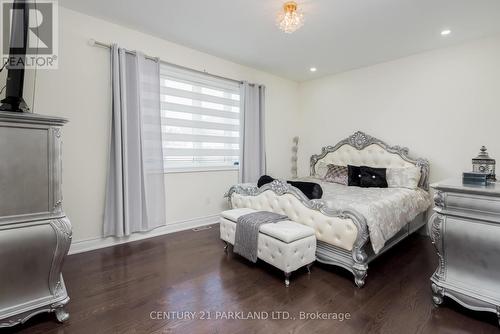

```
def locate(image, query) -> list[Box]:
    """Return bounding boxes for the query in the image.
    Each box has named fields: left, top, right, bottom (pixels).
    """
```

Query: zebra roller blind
left=160, top=64, right=241, bottom=172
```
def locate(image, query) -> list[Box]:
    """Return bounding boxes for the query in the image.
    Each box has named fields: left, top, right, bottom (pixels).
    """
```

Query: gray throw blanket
left=234, top=211, right=288, bottom=263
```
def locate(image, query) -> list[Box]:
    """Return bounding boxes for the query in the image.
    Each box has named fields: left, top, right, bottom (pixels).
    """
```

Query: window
left=160, top=64, right=241, bottom=172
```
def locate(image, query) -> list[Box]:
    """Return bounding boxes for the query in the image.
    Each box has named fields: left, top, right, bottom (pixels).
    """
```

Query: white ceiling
left=59, top=0, right=500, bottom=81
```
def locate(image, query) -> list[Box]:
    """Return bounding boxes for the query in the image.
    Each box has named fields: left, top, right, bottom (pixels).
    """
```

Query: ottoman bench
left=219, top=208, right=316, bottom=287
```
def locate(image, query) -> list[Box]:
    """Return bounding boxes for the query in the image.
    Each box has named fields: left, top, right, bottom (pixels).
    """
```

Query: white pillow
left=386, top=167, right=421, bottom=189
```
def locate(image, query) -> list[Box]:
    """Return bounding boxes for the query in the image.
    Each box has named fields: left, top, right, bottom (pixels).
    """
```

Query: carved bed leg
left=431, top=283, right=444, bottom=307
left=306, top=263, right=312, bottom=274
left=223, top=241, right=229, bottom=253
left=284, top=272, right=291, bottom=287
left=496, top=306, right=500, bottom=326
left=352, top=242, right=369, bottom=288
left=353, top=268, right=367, bottom=288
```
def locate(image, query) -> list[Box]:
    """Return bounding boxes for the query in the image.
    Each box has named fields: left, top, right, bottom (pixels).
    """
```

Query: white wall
left=22, top=8, right=300, bottom=243
left=298, top=35, right=500, bottom=183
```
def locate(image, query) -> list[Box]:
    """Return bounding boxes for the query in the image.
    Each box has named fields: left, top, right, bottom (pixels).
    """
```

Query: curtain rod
left=88, top=38, right=245, bottom=85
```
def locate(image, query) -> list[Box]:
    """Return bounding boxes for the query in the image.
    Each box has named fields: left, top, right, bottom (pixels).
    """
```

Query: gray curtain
left=104, top=45, right=166, bottom=237
left=239, top=82, right=266, bottom=183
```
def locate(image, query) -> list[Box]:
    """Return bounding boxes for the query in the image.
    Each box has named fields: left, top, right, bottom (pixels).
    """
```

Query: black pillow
left=287, top=181, right=323, bottom=200
left=257, top=175, right=275, bottom=188
left=256, top=175, right=323, bottom=200
left=360, top=166, right=388, bottom=188
left=348, top=165, right=362, bottom=186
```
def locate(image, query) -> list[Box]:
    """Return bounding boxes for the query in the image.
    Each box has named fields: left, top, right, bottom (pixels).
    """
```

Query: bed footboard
left=226, top=179, right=371, bottom=287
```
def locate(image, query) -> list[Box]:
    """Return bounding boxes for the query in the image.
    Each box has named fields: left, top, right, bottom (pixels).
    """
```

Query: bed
left=226, top=131, right=431, bottom=287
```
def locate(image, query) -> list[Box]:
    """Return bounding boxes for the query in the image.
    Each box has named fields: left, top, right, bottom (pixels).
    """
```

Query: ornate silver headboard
left=310, top=131, right=430, bottom=190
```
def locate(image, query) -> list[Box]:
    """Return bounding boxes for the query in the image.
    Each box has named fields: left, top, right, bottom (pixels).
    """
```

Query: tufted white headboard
left=310, top=131, right=430, bottom=190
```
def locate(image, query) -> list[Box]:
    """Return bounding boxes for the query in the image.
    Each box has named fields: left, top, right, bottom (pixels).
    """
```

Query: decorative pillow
left=386, top=167, right=421, bottom=189
left=287, top=181, right=323, bottom=200
left=360, top=166, right=388, bottom=188
left=257, top=175, right=275, bottom=188
left=315, top=161, right=329, bottom=179
left=324, top=164, right=348, bottom=185
left=347, top=165, right=362, bottom=186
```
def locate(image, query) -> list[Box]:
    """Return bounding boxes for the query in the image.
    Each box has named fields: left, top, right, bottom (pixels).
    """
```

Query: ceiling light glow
left=277, top=2, right=304, bottom=34
left=441, top=29, right=451, bottom=36
left=309, top=67, right=317, bottom=72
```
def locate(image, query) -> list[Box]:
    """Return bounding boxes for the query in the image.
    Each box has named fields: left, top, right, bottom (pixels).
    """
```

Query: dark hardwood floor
left=4, top=225, right=499, bottom=334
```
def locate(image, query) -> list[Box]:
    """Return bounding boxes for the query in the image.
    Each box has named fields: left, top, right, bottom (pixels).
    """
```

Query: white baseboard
left=69, top=214, right=219, bottom=255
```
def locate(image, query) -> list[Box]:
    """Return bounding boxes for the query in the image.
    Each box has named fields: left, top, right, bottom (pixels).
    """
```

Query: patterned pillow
left=324, top=164, right=348, bottom=185
left=315, top=161, right=329, bottom=179
left=386, top=167, right=421, bottom=189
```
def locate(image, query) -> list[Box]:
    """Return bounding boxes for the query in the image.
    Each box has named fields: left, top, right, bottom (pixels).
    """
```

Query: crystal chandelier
left=277, top=1, right=304, bottom=33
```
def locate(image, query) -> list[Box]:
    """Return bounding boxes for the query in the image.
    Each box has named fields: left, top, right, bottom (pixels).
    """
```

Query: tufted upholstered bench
left=220, top=208, right=316, bottom=287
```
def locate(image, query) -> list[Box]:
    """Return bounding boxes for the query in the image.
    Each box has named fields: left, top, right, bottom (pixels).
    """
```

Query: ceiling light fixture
left=310, top=67, right=317, bottom=72
left=441, top=29, right=452, bottom=36
left=277, top=1, right=304, bottom=34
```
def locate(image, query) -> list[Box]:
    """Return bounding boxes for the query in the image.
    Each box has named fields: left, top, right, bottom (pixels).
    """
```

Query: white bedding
left=298, top=177, right=432, bottom=254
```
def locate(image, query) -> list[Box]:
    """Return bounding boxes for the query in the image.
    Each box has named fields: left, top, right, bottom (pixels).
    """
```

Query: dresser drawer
left=443, top=215, right=500, bottom=300
left=438, top=191, right=500, bottom=216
